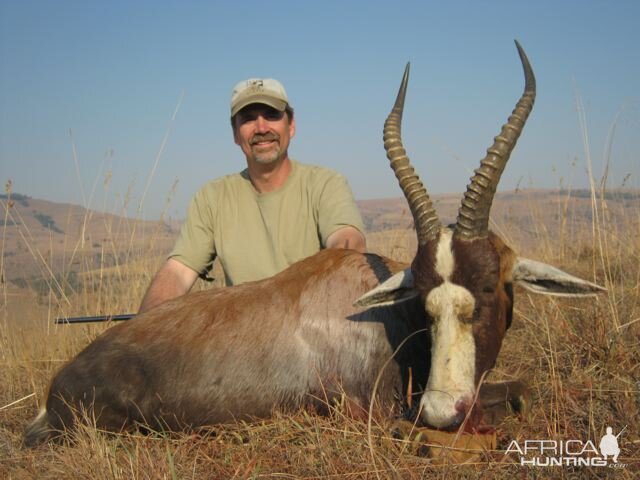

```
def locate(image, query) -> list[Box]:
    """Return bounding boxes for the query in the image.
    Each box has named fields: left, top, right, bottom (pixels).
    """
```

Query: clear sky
left=1, top=0, right=638, bottom=220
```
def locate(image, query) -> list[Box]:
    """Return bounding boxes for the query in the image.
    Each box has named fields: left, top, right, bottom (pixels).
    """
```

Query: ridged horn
left=454, top=40, right=536, bottom=240
left=384, top=63, right=440, bottom=245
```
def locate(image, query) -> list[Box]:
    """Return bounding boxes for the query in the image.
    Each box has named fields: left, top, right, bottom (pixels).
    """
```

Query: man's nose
left=254, top=115, right=269, bottom=133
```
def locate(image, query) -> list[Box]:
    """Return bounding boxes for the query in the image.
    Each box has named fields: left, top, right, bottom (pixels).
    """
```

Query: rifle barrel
left=54, top=314, right=135, bottom=325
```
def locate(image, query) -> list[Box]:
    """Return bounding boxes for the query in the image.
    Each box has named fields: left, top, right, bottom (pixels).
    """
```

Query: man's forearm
left=138, top=281, right=186, bottom=313
left=138, top=260, right=198, bottom=313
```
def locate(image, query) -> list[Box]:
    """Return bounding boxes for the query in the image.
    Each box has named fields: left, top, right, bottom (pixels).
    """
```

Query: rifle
left=54, top=314, right=135, bottom=325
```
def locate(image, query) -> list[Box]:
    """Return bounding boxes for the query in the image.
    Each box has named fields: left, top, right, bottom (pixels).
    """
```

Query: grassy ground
left=1, top=187, right=639, bottom=479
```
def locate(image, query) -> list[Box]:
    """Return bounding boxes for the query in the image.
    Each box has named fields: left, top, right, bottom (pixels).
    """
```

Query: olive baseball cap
left=230, top=78, right=290, bottom=117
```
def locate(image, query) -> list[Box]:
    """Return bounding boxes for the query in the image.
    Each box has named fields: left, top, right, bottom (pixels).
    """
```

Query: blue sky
left=1, top=1, right=638, bottom=220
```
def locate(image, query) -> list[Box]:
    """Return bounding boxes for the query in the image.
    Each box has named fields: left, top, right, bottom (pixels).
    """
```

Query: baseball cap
left=230, top=78, right=290, bottom=117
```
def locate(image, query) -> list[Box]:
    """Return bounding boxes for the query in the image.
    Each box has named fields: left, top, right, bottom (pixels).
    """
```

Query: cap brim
left=231, top=96, right=288, bottom=117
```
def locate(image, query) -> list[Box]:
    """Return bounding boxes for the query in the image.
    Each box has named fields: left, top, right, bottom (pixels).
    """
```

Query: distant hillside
left=2, top=189, right=638, bottom=288
left=357, top=188, right=640, bottom=235
left=0, top=193, right=177, bottom=285
left=358, top=188, right=640, bottom=261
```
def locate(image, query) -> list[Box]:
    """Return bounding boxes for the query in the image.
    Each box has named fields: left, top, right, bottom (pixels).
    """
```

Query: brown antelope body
left=24, top=41, right=605, bottom=446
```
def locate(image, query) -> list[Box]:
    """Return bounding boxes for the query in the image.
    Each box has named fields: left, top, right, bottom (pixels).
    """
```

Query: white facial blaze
left=420, top=230, right=477, bottom=428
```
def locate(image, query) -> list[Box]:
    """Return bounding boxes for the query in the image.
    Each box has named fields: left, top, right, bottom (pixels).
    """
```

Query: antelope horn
left=384, top=63, right=440, bottom=245
left=454, top=40, right=536, bottom=240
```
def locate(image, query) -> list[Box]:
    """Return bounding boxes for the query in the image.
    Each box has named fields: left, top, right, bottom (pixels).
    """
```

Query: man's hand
left=138, top=259, right=199, bottom=313
left=326, top=226, right=366, bottom=253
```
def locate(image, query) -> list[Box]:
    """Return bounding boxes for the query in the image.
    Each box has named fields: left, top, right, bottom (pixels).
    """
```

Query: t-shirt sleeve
left=316, top=172, right=365, bottom=246
left=168, top=188, right=217, bottom=275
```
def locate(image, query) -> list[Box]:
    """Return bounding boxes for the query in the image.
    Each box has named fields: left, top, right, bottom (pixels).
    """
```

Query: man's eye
left=237, top=108, right=283, bottom=124
left=264, top=110, right=284, bottom=121
left=238, top=113, right=257, bottom=124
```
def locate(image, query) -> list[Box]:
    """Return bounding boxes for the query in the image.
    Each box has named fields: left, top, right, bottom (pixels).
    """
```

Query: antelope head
left=356, top=41, right=606, bottom=429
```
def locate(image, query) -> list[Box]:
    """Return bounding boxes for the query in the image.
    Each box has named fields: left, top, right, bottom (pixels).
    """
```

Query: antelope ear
left=354, top=268, right=419, bottom=308
left=512, top=258, right=607, bottom=297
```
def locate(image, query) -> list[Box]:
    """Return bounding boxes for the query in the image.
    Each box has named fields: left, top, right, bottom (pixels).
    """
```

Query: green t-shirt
left=169, top=160, right=365, bottom=286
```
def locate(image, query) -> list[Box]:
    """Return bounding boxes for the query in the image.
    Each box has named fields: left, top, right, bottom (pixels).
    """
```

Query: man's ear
left=289, top=115, right=296, bottom=139
left=232, top=123, right=240, bottom=145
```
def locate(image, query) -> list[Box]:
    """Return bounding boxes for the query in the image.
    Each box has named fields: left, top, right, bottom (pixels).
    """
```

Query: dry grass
left=1, top=181, right=639, bottom=478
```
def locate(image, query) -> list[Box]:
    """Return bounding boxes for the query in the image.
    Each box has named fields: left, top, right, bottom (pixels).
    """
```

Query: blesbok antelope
left=25, top=41, right=605, bottom=447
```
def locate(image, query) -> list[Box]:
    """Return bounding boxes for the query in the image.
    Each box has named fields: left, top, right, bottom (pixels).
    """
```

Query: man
left=139, top=78, right=366, bottom=313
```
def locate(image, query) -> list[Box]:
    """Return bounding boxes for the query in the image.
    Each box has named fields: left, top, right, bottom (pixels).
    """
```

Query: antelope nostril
left=445, top=411, right=465, bottom=430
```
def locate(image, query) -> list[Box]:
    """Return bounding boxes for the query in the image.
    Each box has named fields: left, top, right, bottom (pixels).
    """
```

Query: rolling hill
left=2, top=188, right=638, bottom=288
